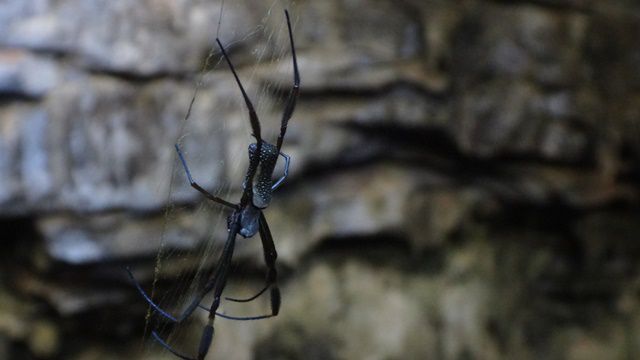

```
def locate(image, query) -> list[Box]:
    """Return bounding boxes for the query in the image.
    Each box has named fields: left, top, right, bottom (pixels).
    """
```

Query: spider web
left=140, top=0, right=298, bottom=357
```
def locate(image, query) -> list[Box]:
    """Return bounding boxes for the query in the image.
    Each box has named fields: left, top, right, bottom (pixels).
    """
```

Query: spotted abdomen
left=246, top=142, right=278, bottom=209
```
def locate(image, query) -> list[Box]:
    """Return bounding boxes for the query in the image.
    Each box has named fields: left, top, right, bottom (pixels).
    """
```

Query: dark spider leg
left=195, top=216, right=240, bottom=359
left=195, top=302, right=274, bottom=322
left=125, top=210, right=241, bottom=324
left=216, top=37, right=262, bottom=206
left=150, top=217, right=240, bottom=360
left=216, top=38, right=261, bottom=145
left=224, top=284, right=269, bottom=303
left=151, top=331, right=195, bottom=360
left=271, top=152, right=290, bottom=190
left=126, top=267, right=179, bottom=322
left=276, top=10, right=300, bottom=153
left=220, top=212, right=280, bottom=320
left=216, top=312, right=275, bottom=321
left=187, top=305, right=273, bottom=322
left=175, top=144, right=237, bottom=209
left=126, top=266, right=216, bottom=323
left=224, top=212, right=275, bottom=303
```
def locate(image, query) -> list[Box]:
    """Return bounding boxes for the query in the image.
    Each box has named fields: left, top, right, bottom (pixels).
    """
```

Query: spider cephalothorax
left=127, top=9, right=299, bottom=360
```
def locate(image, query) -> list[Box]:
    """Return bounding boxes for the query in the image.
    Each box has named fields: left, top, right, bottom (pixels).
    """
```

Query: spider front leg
left=275, top=10, right=300, bottom=153
left=216, top=37, right=263, bottom=205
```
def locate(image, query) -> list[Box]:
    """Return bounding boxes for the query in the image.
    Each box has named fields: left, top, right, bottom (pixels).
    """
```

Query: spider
left=126, top=10, right=299, bottom=360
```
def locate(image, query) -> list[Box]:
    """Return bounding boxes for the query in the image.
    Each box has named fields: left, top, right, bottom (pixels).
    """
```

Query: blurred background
left=2, top=0, right=640, bottom=359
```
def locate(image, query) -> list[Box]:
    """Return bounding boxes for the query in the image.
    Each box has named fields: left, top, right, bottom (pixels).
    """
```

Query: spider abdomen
left=247, top=142, right=279, bottom=209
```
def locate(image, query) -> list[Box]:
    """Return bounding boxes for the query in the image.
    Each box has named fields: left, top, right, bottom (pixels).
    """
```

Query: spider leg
left=126, top=267, right=179, bottom=322
left=175, top=144, right=237, bottom=209
left=151, top=331, right=196, bottom=360
left=215, top=312, right=275, bottom=321
left=216, top=37, right=263, bottom=206
left=125, top=266, right=216, bottom=323
left=220, top=212, right=280, bottom=320
left=125, top=211, right=241, bottom=324
left=225, top=284, right=269, bottom=303
left=190, top=215, right=239, bottom=360
left=147, top=216, right=240, bottom=360
left=271, top=152, right=290, bottom=191
left=215, top=39, right=261, bottom=145
left=195, top=291, right=276, bottom=322
left=276, top=10, right=300, bottom=153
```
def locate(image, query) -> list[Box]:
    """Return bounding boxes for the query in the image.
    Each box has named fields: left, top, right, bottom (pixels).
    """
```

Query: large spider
left=126, top=10, right=299, bottom=360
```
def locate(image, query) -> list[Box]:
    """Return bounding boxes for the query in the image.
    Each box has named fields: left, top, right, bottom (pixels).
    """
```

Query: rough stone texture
left=1, top=0, right=640, bottom=359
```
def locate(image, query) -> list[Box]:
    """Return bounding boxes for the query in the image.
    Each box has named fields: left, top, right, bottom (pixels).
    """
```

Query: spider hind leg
left=225, top=283, right=269, bottom=302
left=219, top=212, right=281, bottom=319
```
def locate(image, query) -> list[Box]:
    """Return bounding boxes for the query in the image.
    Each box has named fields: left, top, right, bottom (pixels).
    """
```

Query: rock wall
left=2, top=0, right=640, bottom=359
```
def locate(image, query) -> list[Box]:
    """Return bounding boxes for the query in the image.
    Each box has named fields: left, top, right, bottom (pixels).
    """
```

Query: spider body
left=127, top=9, right=299, bottom=360
left=234, top=141, right=288, bottom=237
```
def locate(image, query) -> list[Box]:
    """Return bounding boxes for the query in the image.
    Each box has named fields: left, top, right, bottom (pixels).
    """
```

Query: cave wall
left=1, top=0, right=640, bottom=359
